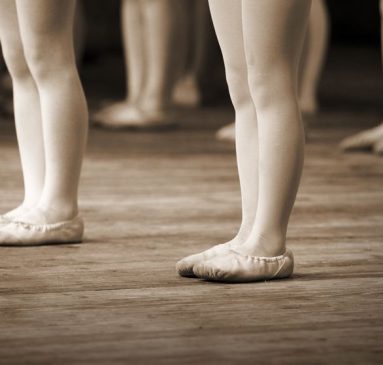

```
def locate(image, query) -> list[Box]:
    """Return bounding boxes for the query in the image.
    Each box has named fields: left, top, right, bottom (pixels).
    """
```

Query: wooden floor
left=0, top=44, right=382, bottom=364
left=0, top=104, right=382, bottom=364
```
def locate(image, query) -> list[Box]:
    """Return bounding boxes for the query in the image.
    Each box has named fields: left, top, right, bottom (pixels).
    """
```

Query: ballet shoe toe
left=0, top=227, right=20, bottom=245
left=176, top=243, right=234, bottom=278
left=193, top=249, right=294, bottom=283
left=176, top=257, right=198, bottom=278
left=0, top=217, right=84, bottom=246
left=373, top=140, right=383, bottom=155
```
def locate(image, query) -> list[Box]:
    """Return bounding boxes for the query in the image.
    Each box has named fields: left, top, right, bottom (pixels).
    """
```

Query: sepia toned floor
left=0, top=45, right=383, bottom=364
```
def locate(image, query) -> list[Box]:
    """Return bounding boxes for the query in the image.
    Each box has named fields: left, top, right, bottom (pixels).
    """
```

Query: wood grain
left=0, top=105, right=382, bottom=365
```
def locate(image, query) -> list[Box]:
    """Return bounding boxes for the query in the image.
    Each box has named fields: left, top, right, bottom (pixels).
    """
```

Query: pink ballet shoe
left=176, top=242, right=235, bottom=278
left=0, top=216, right=84, bottom=246
left=0, top=215, right=11, bottom=226
left=193, top=249, right=294, bottom=283
left=373, top=139, right=383, bottom=155
left=0, top=211, right=20, bottom=226
left=216, top=123, right=235, bottom=142
left=340, top=124, right=383, bottom=152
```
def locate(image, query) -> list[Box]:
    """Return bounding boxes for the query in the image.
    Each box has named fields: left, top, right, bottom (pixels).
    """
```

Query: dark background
left=79, top=0, right=382, bottom=115
left=81, top=0, right=381, bottom=55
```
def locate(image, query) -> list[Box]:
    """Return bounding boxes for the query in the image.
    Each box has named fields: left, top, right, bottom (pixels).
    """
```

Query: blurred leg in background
left=299, top=0, right=329, bottom=115
left=172, top=0, right=210, bottom=108
left=340, top=0, right=383, bottom=155
left=94, top=0, right=180, bottom=130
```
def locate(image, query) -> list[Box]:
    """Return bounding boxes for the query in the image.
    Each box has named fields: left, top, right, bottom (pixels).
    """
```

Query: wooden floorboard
left=0, top=106, right=382, bottom=365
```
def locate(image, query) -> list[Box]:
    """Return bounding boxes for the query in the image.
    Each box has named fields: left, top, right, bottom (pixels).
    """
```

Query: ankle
left=140, top=97, right=171, bottom=114
left=235, top=223, right=253, bottom=244
left=37, top=200, right=78, bottom=222
left=3, top=204, right=30, bottom=219
left=241, top=231, right=286, bottom=257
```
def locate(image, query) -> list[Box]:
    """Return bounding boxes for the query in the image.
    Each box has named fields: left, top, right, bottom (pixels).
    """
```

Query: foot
left=216, top=123, right=235, bottom=142
left=94, top=102, right=177, bottom=130
left=16, top=205, right=78, bottom=225
left=340, top=123, right=383, bottom=152
left=176, top=237, right=245, bottom=278
left=0, top=216, right=84, bottom=246
left=0, top=205, right=31, bottom=225
left=373, top=138, right=383, bottom=155
left=92, top=100, right=142, bottom=123
left=193, top=249, right=294, bottom=283
left=172, top=74, right=201, bottom=108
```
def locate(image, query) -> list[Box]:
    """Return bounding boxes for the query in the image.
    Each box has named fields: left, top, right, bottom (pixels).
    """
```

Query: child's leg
left=173, top=0, right=209, bottom=107
left=140, top=0, right=176, bottom=113
left=176, top=0, right=258, bottom=276
left=190, top=0, right=310, bottom=282
left=209, top=0, right=259, bottom=242
left=16, top=0, right=88, bottom=224
left=240, top=0, right=311, bottom=257
left=0, top=0, right=44, bottom=217
left=93, top=0, right=145, bottom=125
left=170, top=0, right=200, bottom=107
left=299, top=0, right=329, bottom=114
left=123, top=0, right=145, bottom=105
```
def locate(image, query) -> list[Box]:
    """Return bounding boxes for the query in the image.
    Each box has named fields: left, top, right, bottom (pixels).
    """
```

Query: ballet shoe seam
left=10, top=216, right=83, bottom=232
left=228, top=249, right=291, bottom=262
left=272, top=258, right=289, bottom=278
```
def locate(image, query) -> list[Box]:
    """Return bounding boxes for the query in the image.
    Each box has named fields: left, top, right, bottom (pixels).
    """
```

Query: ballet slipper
left=92, top=102, right=141, bottom=125
left=0, top=216, right=84, bottom=246
left=0, top=215, right=11, bottom=226
left=176, top=242, right=236, bottom=278
left=193, top=249, right=294, bottom=283
left=0, top=209, right=25, bottom=226
left=94, top=105, right=177, bottom=130
left=340, top=125, right=383, bottom=151
left=127, top=109, right=177, bottom=130
left=172, top=74, right=201, bottom=108
left=373, top=138, right=383, bottom=155
left=216, top=122, right=235, bottom=142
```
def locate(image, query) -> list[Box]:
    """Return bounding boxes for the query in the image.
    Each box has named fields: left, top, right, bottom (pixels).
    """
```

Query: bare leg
left=93, top=0, right=145, bottom=124
left=299, top=0, right=329, bottom=114
left=16, top=0, right=88, bottom=224
left=173, top=0, right=209, bottom=107
left=216, top=0, right=327, bottom=142
left=140, top=0, right=176, bottom=113
left=176, top=0, right=259, bottom=276
left=0, top=0, right=44, bottom=219
left=189, top=0, right=311, bottom=283
left=124, top=0, right=145, bottom=105
left=95, top=0, right=177, bottom=129
left=239, top=0, right=310, bottom=257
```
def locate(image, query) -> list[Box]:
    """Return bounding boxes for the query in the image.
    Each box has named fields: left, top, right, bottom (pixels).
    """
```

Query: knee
left=247, top=64, right=297, bottom=110
left=1, top=42, right=30, bottom=80
left=23, top=39, right=75, bottom=82
left=225, top=65, right=252, bottom=109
